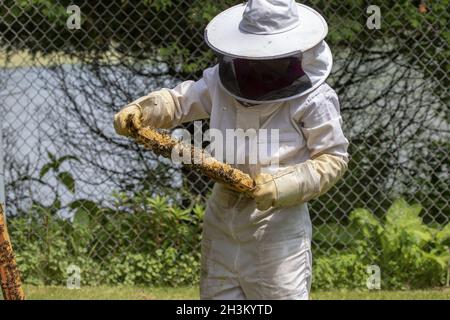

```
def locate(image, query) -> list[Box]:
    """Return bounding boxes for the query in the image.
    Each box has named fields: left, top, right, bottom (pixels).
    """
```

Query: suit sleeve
left=271, top=86, right=350, bottom=206
left=125, top=69, right=213, bottom=129
left=164, top=76, right=213, bottom=127
left=300, top=86, right=349, bottom=160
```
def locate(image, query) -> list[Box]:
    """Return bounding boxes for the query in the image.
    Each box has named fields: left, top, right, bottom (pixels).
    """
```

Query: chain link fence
left=0, top=1, right=448, bottom=289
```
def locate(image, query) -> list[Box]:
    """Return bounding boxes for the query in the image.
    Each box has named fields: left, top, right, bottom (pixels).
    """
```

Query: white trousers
left=200, top=183, right=313, bottom=300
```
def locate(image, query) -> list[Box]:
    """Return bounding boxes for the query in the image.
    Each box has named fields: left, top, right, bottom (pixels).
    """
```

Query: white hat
left=205, top=0, right=329, bottom=59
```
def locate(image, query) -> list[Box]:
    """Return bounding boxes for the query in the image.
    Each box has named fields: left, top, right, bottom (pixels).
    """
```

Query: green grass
left=16, top=285, right=450, bottom=300
left=312, top=289, right=450, bottom=300
left=22, top=285, right=199, bottom=300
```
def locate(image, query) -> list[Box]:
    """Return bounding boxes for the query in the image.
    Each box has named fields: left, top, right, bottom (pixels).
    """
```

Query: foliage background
left=0, top=0, right=448, bottom=289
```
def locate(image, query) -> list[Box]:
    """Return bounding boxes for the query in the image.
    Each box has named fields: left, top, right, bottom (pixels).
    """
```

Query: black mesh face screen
left=218, top=54, right=312, bottom=102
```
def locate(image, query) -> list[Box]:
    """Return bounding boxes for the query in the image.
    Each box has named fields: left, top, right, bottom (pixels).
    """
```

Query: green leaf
left=422, top=251, right=450, bottom=270
left=54, top=155, right=80, bottom=171
left=39, top=163, right=54, bottom=178
left=386, top=198, right=423, bottom=228
left=73, top=209, right=90, bottom=228
left=47, top=151, right=56, bottom=163
left=192, top=204, right=205, bottom=220
left=349, top=208, right=383, bottom=238
left=57, top=171, right=75, bottom=193
left=51, top=197, right=61, bottom=211
left=436, top=223, right=450, bottom=244
left=68, top=199, right=102, bottom=216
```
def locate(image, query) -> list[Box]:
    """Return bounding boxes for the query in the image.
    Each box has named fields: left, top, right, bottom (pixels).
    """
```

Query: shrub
left=313, top=199, right=450, bottom=289
left=9, top=193, right=203, bottom=286
left=9, top=196, right=449, bottom=289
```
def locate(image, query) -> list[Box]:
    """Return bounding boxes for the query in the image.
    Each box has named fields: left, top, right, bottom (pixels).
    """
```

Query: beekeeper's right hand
left=114, top=105, right=142, bottom=137
left=114, top=90, right=176, bottom=137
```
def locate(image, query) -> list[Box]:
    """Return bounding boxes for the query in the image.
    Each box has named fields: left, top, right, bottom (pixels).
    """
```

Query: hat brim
left=205, top=3, right=328, bottom=59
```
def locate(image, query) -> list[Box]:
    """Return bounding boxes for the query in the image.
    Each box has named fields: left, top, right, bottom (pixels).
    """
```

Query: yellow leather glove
left=113, top=105, right=142, bottom=137
left=252, top=154, right=348, bottom=211
left=253, top=173, right=278, bottom=211
left=114, top=89, right=178, bottom=136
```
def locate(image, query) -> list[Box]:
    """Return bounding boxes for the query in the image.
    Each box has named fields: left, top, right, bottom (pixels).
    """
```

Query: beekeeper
left=114, top=0, right=349, bottom=300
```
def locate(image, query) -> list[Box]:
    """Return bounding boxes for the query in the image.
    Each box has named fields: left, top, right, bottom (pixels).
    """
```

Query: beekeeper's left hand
left=252, top=173, right=278, bottom=211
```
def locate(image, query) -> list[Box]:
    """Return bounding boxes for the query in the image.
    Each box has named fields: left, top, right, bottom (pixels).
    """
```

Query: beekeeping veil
left=205, top=0, right=332, bottom=104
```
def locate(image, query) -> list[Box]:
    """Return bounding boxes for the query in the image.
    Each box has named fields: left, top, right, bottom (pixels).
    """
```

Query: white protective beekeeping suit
left=114, top=0, right=349, bottom=300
